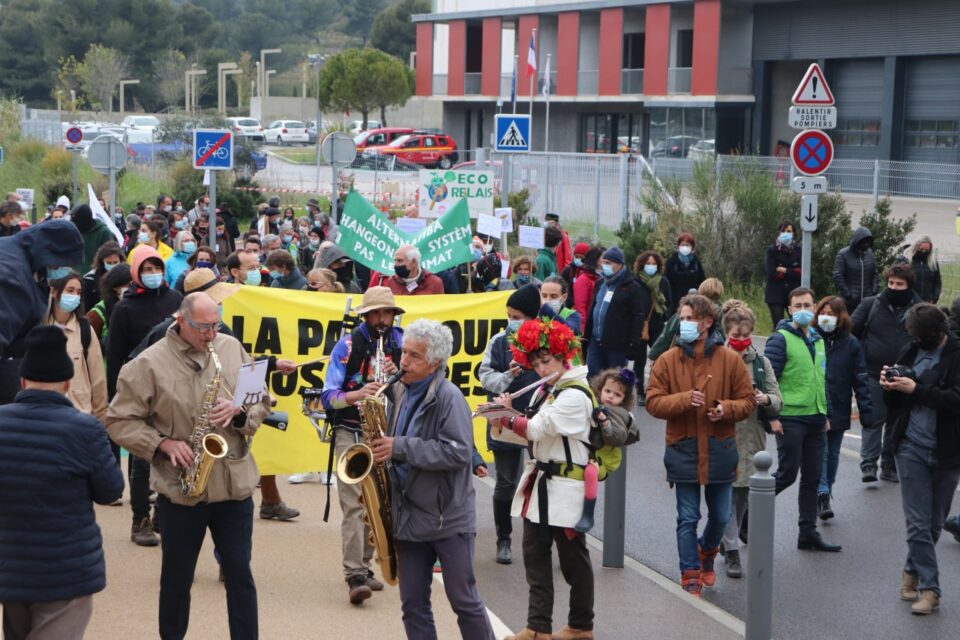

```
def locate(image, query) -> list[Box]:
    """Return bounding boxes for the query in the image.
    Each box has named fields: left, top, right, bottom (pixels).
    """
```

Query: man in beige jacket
left=106, top=292, right=271, bottom=640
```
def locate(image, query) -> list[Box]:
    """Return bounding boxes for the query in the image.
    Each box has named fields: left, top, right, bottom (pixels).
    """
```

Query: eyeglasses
left=186, top=318, right=219, bottom=333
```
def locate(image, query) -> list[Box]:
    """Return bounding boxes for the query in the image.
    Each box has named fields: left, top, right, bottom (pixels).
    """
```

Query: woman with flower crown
left=494, top=318, right=596, bottom=640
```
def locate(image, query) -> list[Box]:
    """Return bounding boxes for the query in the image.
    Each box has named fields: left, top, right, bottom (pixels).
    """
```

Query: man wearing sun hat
left=0, top=325, right=124, bottom=639
left=321, top=286, right=405, bottom=604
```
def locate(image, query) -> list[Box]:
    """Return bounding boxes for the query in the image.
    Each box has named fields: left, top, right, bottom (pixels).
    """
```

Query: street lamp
left=307, top=53, right=328, bottom=192
left=224, top=68, right=243, bottom=109
left=265, top=69, right=277, bottom=97
left=259, top=48, right=281, bottom=97
left=217, top=62, right=238, bottom=115
left=119, top=79, right=139, bottom=114
left=185, top=69, right=207, bottom=114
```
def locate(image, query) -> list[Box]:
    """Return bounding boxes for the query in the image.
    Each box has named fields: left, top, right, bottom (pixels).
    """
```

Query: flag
left=87, top=184, right=123, bottom=244
left=541, top=55, right=551, bottom=98
left=526, top=32, right=537, bottom=76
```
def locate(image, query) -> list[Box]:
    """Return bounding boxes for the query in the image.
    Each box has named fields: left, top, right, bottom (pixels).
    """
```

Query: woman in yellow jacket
left=45, top=270, right=109, bottom=424
left=126, top=218, right=173, bottom=264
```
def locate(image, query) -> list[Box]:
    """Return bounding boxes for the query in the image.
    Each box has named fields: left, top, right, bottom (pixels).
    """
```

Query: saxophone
left=337, top=337, right=402, bottom=586
left=179, top=343, right=230, bottom=498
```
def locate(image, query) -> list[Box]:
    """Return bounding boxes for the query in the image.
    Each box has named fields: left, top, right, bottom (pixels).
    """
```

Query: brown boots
left=699, top=545, right=719, bottom=587
left=551, top=626, right=594, bottom=640
left=900, top=570, right=919, bottom=601
left=900, top=570, right=939, bottom=615
left=505, top=629, right=551, bottom=640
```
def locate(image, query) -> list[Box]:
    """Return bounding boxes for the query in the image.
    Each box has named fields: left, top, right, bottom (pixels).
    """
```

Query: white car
left=264, top=120, right=310, bottom=145
left=121, top=115, right=160, bottom=130
left=687, top=139, right=716, bottom=161
left=226, top=117, right=265, bottom=142
left=348, top=119, right=381, bottom=135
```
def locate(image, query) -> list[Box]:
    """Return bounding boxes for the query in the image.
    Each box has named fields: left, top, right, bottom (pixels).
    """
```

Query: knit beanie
left=20, top=325, right=74, bottom=382
left=601, top=247, right=625, bottom=265
left=507, top=283, right=542, bottom=319
left=574, top=242, right=590, bottom=255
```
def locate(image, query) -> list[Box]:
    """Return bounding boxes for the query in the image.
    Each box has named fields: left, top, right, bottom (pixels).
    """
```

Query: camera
left=885, top=365, right=916, bottom=381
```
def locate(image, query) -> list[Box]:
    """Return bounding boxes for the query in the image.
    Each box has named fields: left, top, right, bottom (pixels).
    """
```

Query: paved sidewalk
left=80, top=467, right=744, bottom=639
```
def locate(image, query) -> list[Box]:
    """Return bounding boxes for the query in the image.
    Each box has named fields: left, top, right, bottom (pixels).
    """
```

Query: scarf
left=638, top=272, right=666, bottom=314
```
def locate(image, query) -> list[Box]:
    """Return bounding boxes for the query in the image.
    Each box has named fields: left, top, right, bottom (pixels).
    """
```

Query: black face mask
left=394, top=264, right=410, bottom=279
left=886, top=288, right=911, bottom=307
left=915, top=251, right=929, bottom=261
left=334, top=263, right=354, bottom=284
left=916, top=332, right=943, bottom=351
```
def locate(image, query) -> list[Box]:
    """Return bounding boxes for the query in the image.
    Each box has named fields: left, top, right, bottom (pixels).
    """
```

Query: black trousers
left=774, top=417, right=826, bottom=537
left=156, top=496, right=257, bottom=640
left=767, top=303, right=786, bottom=329
left=522, top=519, right=594, bottom=633
left=128, top=454, right=152, bottom=523
left=492, top=447, right=525, bottom=543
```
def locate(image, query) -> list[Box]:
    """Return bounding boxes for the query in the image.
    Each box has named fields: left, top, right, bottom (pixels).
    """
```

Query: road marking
left=475, top=475, right=746, bottom=637
left=434, top=570, right=514, bottom=639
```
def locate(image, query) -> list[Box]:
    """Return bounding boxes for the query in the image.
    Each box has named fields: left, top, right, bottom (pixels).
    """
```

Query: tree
left=370, top=0, right=430, bottom=61
left=340, top=0, right=387, bottom=44
left=153, top=50, right=189, bottom=110
left=371, top=57, right=413, bottom=126
left=55, top=55, right=85, bottom=110
left=77, top=44, right=129, bottom=113
left=320, top=48, right=412, bottom=130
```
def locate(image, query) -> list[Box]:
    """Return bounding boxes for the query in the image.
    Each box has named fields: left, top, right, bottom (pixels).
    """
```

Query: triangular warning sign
left=792, top=63, right=834, bottom=105
left=498, top=121, right=527, bottom=148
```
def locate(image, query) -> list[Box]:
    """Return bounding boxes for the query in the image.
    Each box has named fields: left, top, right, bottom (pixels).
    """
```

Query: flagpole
left=528, top=28, right=536, bottom=117
left=512, top=55, right=518, bottom=114
left=545, top=53, right=551, bottom=152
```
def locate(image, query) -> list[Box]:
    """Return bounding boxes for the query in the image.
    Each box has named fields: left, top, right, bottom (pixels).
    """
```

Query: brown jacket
left=106, top=324, right=271, bottom=505
left=646, top=330, right=756, bottom=485
left=57, top=315, right=108, bottom=422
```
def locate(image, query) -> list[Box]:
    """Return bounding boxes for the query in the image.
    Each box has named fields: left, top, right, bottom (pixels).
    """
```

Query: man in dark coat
left=0, top=325, right=124, bottom=638
left=832, top=226, right=877, bottom=313
left=71, top=204, right=116, bottom=273
left=0, top=220, right=83, bottom=404
left=584, top=247, right=647, bottom=377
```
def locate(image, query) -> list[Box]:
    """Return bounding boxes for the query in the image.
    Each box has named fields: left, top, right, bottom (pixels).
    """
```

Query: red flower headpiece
left=508, top=318, right=580, bottom=368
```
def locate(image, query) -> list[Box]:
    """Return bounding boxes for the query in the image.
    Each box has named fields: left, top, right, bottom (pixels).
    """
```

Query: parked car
left=121, top=115, right=160, bottom=130
left=687, top=139, right=716, bottom=161
left=354, top=127, right=415, bottom=151
left=349, top=119, right=381, bottom=135
left=264, top=120, right=310, bottom=145
left=363, top=132, right=459, bottom=169
left=650, top=135, right=699, bottom=158
left=226, top=117, right=265, bottom=142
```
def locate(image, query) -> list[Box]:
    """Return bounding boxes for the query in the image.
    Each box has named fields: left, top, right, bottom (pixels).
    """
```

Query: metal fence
left=21, top=119, right=62, bottom=146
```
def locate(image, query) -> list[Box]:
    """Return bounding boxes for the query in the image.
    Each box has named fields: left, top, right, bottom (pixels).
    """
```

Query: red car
left=362, top=133, right=459, bottom=169
left=353, top=127, right=415, bottom=151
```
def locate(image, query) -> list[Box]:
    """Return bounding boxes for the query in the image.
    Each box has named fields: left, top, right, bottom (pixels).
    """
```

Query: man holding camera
left=882, top=303, right=960, bottom=615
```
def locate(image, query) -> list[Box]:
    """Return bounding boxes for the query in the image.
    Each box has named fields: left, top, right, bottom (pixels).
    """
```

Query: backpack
left=551, top=380, right=636, bottom=481
left=78, top=316, right=92, bottom=360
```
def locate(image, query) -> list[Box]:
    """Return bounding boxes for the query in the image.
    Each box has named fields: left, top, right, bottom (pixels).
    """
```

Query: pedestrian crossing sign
left=495, top=114, right=530, bottom=153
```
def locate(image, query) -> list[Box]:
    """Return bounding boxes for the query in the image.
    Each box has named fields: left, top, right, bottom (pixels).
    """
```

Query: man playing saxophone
left=371, top=319, right=495, bottom=640
left=106, top=292, right=271, bottom=640
left=321, top=286, right=404, bottom=604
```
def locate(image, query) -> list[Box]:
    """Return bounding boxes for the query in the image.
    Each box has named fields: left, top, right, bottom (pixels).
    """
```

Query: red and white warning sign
left=792, top=63, right=835, bottom=106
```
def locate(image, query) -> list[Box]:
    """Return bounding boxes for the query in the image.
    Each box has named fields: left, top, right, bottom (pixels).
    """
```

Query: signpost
left=494, top=113, right=530, bottom=215
left=66, top=126, right=83, bottom=204
left=789, top=63, right=835, bottom=288
left=193, top=129, right=234, bottom=253
left=87, top=135, right=127, bottom=225
left=321, top=133, right=357, bottom=223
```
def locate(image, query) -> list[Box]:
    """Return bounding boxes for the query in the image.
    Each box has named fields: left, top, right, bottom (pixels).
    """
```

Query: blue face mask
left=792, top=309, right=814, bottom=327
left=643, top=264, right=658, bottom=276
left=196, top=260, right=214, bottom=269
left=181, top=242, right=197, bottom=256
left=269, top=270, right=283, bottom=280
left=516, top=274, right=530, bottom=284
left=282, top=235, right=293, bottom=244
left=678, top=320, right=701, bottom=343
left=138, top=232, right=150, bottom=245
left=174, top=220, right=186, bottom=230
left=779, top=232, right=793, bottom=244
left=507, top=319, right=523, bottom=333
left=244, top=269, right=262, bottom=286
left=103, top=261, right=119, bottom=272
left=58, top=293, right=81, bottom=313
left=573, top=258, right=583, bottom=267
left=471, top=247, right=483, bottom=260
left=601, top=264, right=615, bottom=278
left=47, top=266, right=71, bottom=280
left=142, top=273, right=163, bottom=290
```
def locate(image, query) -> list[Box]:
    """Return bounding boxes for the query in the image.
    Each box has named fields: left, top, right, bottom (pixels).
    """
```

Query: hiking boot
left=797, top=531, right=841, bottom=552
left=880, top=468, right=900, bottom=483
left=681, top=570, right=702, bottom=598
left=259, top=502, right=300, bottom=521
left=496, top=539, right=513, bottom=565
left=943, top=516, right=960, bottom=543
left=698, top=545, right=719, bottom=587
left=131, top=517, right=159, bottom=547
left=862, top=466, right=878, bottom=483
left=900, top=570, right=919, bottom=601
left=818, top=493, right=834, bottom=521
left=725, top=550, right=742, bottom=579
left=347, top=575, right=372, bottom=605
left=551, top=626, right=593, bottom=640
left=365, top=570, right=384, bottom=591
left=911, top=590, right=939, bottom=615
left=505, top=629, right=552, bottom=640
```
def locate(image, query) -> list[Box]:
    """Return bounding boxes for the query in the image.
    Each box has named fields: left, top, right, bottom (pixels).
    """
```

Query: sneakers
left=505, top=629, right=552, bottom=640
left=943, top=516, right=960, bottom=543
left=550, top=626, right=594, bottom=639
left=108, top=498, right=123, bottom=506
left=131, top=517, right=159, bottom=547
left=724, top=549, right=742, bottom=579
left=288, top=472, right=319, bottom=484
left=698, top=545, right=719, bottom=587
left=900, top=570, right=919, bottom=601
left=496, top=539, right=513, bottom=565
left=365, top=570, right=384, bottom=591
left=862, top=466, right=878, bottom=483
left=880, top=468, right=900, bottom=483
left=259, top=502, right=300, bottom=521
left=681, top=569, right=702, bottom=598
left=818, top=493, right=834, bottom=521
left=912, top=590, right=939, bottom=615
left=347, top=575, right=372, bottom=605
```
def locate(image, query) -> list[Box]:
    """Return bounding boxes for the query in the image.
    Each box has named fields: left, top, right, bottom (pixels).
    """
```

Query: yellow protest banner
left=222, top=286, right=513, bottom=475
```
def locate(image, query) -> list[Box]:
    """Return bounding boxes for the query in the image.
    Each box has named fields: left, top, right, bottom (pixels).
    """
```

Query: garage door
left=828, top=59, right=883, bottom=160
left=902, top=57, right=960, bottom=165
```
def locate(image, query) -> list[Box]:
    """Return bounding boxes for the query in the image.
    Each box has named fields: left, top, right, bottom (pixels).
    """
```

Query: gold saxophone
left=179, top=343, right=229, bottom=498
left=337, top=337, right=400, bottom=586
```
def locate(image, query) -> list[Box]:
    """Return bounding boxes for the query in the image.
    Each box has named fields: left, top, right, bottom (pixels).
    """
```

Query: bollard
left=746, top=451, right=775, bottom=640
left=601, top=447, right=626, bottom=568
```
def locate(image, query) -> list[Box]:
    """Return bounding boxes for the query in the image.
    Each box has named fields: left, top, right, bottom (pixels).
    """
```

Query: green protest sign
left=337, top=192, right=474, bottom=274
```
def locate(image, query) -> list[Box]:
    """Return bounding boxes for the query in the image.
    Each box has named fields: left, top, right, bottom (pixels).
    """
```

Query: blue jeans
left=818, top=428, right=846, bottom=495
left=674, top=482, right=732, bottom=572
left=586, top=345, right=627, bottom=378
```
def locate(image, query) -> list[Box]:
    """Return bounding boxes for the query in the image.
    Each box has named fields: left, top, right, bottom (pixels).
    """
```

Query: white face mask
left=817, top=315, right=838, bottom=333
left=678, top=245, right=693, bottom=256
left=545, top=299, right=563, bottom=313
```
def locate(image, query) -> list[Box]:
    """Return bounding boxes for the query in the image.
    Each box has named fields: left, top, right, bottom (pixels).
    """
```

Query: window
left=903, top=120, right=958, bottom=149
left=622, top=33, right=645, bottom=69
left=423, top=137, right=436, bottom=148
left=832, top=119, right=880, bottom=147
left=676, top=29, right=693, bottom=68
left=368, top=133, right=385, bottom=145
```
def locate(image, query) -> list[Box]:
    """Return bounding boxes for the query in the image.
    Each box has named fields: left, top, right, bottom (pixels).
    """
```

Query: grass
left=940, top=262, right=960, bottom=305
left=725, top=279, right=773, bottom=336
left=268, top=146, right=325, bottom=165
left=563, top=220, right=620, bottom=248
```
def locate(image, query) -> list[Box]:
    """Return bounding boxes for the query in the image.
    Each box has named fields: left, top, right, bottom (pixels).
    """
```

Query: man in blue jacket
left=0, top=325, right=124, bottom=639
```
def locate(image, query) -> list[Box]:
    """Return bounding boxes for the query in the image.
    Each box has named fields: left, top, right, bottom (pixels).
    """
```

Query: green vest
left=777, top=328, right=827, bottom=416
